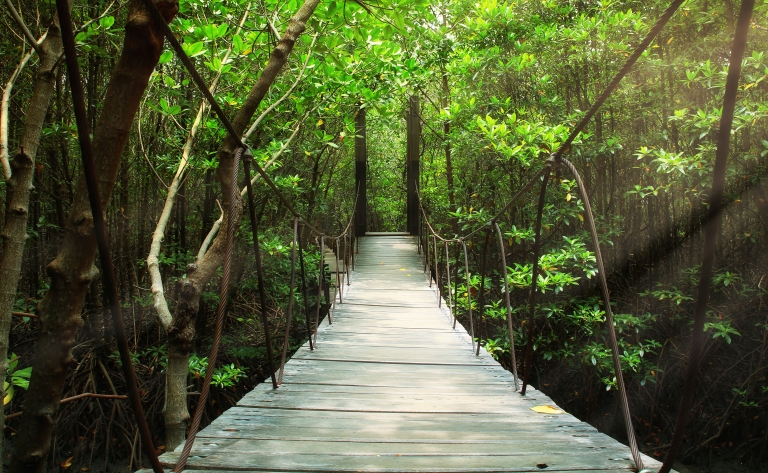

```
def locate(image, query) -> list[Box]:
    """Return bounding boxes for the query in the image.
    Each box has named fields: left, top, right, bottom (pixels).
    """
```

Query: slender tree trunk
left=0, top=21, right=61, bottom=473
left=8, top=3, right=178, bottom=472
left=165, top=0, right=321, bottom=449
left=441, top=67, right=457, bottom=234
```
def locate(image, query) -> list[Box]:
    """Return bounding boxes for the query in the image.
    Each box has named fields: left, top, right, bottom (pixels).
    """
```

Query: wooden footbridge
left=146, top=235, right=664, bottom=473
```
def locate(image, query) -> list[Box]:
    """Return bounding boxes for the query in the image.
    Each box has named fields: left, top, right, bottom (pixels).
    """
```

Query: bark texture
left=164, top=0, right=321, bottom=449
left=0, top=23, right=61, bottom=473
left=8, top=2, right=178, bottom=472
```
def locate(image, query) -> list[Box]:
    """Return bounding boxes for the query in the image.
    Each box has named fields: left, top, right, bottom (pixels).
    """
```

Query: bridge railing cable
left=414, top=1, right=695, bottom=469
left=59, top=1, right=361, bottom=472
left=55, top=2, right=164, bottom=472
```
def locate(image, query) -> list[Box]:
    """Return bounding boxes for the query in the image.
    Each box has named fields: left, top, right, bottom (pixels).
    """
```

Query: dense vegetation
left=1, top=0, right=767, bottom=471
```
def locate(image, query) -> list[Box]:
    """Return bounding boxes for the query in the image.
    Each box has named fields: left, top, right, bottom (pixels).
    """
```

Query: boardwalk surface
left=153, top=235, right=663, bottom=472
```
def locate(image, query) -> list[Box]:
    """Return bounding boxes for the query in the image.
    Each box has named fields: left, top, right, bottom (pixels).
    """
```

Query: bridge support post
left=406, top=95, right=420, bottom=235
left=355, top=107, right=367, bottom=237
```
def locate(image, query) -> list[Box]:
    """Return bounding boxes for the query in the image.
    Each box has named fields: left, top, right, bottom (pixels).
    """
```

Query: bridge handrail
left=414, top=1, right=695, bottom=469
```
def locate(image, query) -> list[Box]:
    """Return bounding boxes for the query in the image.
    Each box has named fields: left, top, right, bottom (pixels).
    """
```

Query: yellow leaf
left=4, top=384, right=13, bottom=405
left=317, top=119, right=324, bottom=127
left=61, top=456, right=74, bottom=469
left=304, top=150, right=311, bottom=156
left=531, top=405, right=566, bottom=414
left=667, top=36, right=674, bottom=44
left=578, top=213, right=584, bottom=222
left=566, top=193, right=572, bottom=202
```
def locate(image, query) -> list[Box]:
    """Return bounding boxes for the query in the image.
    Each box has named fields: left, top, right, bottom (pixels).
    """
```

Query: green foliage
left=4, top=354, right=32, bottom=405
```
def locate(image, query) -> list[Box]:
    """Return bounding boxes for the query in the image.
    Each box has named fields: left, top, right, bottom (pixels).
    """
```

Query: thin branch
left=1, top=31, right=46, bottom=180
left=243, top=34, right=317, bottom=141
left=5, top=393, right=128, bottom=421
left=11, top=312, right=37, bottom=318
left=3, top=0, right=42, bottom=55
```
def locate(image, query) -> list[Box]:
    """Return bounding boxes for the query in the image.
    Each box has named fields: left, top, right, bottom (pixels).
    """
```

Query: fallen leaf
left=530, top=405, right=566, bottom=414
left=61, top=456, right=74, bottom=469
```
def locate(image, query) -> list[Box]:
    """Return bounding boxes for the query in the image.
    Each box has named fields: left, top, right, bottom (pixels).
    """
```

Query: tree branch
left=3, top=0, right=42, bottom=55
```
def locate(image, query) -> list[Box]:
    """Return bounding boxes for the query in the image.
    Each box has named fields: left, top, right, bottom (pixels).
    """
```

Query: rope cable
left=278, top=217, right=299, bottom=385
left=54, top=1, right=164, bottom=472
left=493, top=221, right=520, bottom=391
left=659, top=1, right=755, bottom=470
left=521, top=169, right=551, bottom=396
left=175, top=147, right=243, bottom=473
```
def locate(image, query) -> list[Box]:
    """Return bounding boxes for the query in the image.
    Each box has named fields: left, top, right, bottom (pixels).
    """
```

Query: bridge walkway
left=153, top=235, right=663, bottom=472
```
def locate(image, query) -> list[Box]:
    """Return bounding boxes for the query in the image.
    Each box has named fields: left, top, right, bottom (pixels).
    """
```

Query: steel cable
left=521, top=169, right=551, bottom=396
left=460, top=239, right=475, bottom=354
left=175, top=147, right=242, bottom=473
left=54, top=1, right=164, bottom=471
left=493, top=221, right=520, bottom=391
left=475, top=229, right=491, bottom=357
left=243, top=157, right=279, bottom=390
left=558, top=156, right=643, bottom=470
left=444, top=241, right=454, bottom=327
left=278, top=217, right=299, bottom=385
left=298, top=224, right=314, bottom=350
left=659, top=1, right=754, bottom=470
left=433, top=235, right=441, bottom=307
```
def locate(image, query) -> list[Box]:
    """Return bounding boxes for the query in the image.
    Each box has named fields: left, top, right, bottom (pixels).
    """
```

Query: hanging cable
left=54, top=1, right=164, bottom=471
left=659, top=1, right=755, bottom=470
left=521, top=169, right=551, bottom=395
left=492, top=221, right=520, bottom=391
left=460, top=239, right=475, bottom=353
left=475, top=229, right=492, bottom=356
left=243, top=153, right=279, bottom=390
left=278, top=217, right=299, bottom=385
left=175, top=148, right=243, bottom=473
left=558, top=157, right=643, bottom=470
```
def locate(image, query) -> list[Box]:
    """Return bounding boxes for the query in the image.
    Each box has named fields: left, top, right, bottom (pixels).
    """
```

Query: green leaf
left=233, top=34, right=243, bottom=53
left=158, top=50, right=173, bottom=64
left=99, top=16, right=115, bottom=29
left=183, top=41, right=205, bottom=58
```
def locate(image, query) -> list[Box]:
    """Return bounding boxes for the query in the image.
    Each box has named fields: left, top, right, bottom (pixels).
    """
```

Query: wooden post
left=355, top=107, right=367, bottom=236
left=406, top=95, right=420, bottom=235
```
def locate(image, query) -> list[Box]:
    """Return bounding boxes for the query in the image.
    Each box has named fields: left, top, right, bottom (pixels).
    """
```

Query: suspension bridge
left=139, top=235, right=664, bottom=473
left=46, top=0, right=753, bottom=470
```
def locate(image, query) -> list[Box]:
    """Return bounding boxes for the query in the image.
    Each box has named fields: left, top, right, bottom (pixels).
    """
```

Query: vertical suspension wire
left=243, top=157, right=278, bottom=390
left=433, top=235, right=441, bottom=307
left=460, top=239, right=475, bottom=353
left=444, top=241, right=453, bottom=327
left=558, top=157, right=642, bottom=470
left=452, top=245, right=460, bottom=330
left=493, top=221, right=520, bottom=391
left=176, top=148, right=243, bottom=473
left=335, top=238, right=342, bottom=303
left=425, top=227, right=431, bottom=277
left=475, top=228, right=491, bottom=356
left=521, top=170, right=551, bottom=395
left=659, top=2, right=754, bottom=470
left=278, top=217, right=299, bottom=386
left=345, top=233, right=351, bottom=286
left=298, top=223, right=314, bottom=350
left=54, top=2, right=163, bottom=471
left=312, top=236, right=325, bottom=348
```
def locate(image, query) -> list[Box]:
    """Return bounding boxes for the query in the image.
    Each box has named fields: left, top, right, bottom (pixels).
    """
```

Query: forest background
left=1, top=0, right=768, bottom=472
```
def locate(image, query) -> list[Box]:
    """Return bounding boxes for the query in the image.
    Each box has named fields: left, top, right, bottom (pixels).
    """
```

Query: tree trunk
left=0, top=20, right=62, bottom=473
left=164, top=0, right=321, bottom=449
left=8, top=3, right=178, bottom=472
